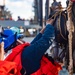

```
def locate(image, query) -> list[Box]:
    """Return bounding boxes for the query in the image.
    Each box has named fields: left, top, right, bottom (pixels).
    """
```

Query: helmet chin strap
left=0, top=25, right=4, bottom=33
left=17, top=39, right=24, bottom=44
left=0, top=26, right=4, bottom=39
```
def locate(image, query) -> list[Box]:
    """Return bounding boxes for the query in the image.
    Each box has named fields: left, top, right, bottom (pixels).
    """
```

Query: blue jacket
left=21, top=24, right=55, bottom=75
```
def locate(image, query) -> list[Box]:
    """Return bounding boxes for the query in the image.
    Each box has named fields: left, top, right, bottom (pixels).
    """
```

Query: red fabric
left=5, top=43, right=30, bottom=75
left=0, top=60, right=17, bottom=75
left=31, top=56, right=62, bottom=75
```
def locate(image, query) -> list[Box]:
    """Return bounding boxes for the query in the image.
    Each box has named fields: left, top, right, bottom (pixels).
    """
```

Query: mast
left=38, top=0, right=43, bottom=27
left=45, top=0, right=49, bottom=20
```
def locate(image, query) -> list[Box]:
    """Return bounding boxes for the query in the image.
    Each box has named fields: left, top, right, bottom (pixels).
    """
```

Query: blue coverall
left=21, top=24, right=55, bottom=75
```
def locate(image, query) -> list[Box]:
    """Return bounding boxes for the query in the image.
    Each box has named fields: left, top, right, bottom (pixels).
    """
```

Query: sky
left=0, top=0, right=67, bottom=20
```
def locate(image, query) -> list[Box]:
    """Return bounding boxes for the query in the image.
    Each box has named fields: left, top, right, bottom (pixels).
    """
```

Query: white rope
left=67, top=0, right=74, bottom=75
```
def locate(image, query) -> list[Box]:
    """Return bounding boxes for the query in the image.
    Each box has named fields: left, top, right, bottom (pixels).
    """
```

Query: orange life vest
left=0, top=43, right=30, bottom=75
left=31, top=56, right=62, bottom=75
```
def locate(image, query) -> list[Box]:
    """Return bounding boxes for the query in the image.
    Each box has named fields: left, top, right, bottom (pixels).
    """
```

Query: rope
left=67, top=0, right=74, bottom=75
left=48, top=11, right=59, bottom=20
left=49, top=10, right=67, bottom=40
left=58, top=11, right=67, bottom=40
